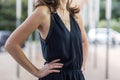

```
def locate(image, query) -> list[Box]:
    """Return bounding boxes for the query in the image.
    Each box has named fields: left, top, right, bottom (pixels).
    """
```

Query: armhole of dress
left=72, top=15, right=82, bottom=33
left=39, top=14, right=54, bottom=44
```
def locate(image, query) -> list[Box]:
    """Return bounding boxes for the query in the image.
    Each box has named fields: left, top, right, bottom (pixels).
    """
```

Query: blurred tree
left=21, top=0, right=27, bottom=22
left=99, top=0, right=120, bottom=33
left=112, top=2, right=120, bottom=20
left=100, top=0, right=120, bottom=20
left=98, top=20, right=120, bottom=33
left=0, top=0, right=120, bottom=33
left=0, top=0, right=16, bottom=31
left=0, top=0, right=27, bottom=31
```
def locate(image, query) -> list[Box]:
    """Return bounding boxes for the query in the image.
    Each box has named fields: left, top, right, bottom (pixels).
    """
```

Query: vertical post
left=35, top=30, right=40, bottom=60
left=88, top=0, right=94, bottom=29
left=105, top=0, right=112, bottom=79
left=88, top=0, right=96, bottom=68
left=16, top=0, right=22, bottom=78
left=28, top=0, right=33, bottom=60
left=94, top=0, right=100, bottom=68
left=28, top=0, right=33, bottom=16
left=16, top=0, right=22, bottom=27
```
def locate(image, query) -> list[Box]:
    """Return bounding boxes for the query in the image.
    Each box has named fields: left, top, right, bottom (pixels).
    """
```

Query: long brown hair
left=35, top=0, right=80, bottom=16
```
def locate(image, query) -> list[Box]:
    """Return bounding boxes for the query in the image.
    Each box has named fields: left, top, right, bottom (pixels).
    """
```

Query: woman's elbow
left=4, top=41, right=18, bottom=52
left=4, top=41, right=12, bottom=51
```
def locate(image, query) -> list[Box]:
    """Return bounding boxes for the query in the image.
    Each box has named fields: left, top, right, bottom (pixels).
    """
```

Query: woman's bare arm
left=4, top=6, right=49, bottom=77
left=75, top=13, right=89, bottom=71
left=4, top=6, right=63, bottom=78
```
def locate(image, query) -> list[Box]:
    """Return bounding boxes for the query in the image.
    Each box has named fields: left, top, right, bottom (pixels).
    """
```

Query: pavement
left=0, top=42, right=120, bottom=80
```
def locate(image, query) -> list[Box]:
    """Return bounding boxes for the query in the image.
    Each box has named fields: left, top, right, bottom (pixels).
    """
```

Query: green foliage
left=0, top=0, right=120, bottom=34
left=99, top=0, right=120, bottom=33
left=110, top=19, right=120, bottom=33
left=21, top=0, right=28, bottom=22
left=0, top=0, right=27, bottom=31
left=0, top=0, right=16, bottom=31
left=98, top=20, right=106, bottom=28
left=98, top=19, right=120, bottom=33
left=100, top=1, right=106, bottom=20
left=100, top=1, right=120, bottom=20
left=112, top=2, right=120, bottom=20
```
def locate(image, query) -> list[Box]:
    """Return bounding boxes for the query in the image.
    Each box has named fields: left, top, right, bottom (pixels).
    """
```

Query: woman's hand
left=81, top=66, right=85, bottom=74
left=35, top=59, right=64, bottom=78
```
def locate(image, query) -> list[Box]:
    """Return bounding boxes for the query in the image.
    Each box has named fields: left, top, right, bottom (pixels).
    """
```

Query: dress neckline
left=54, top=12, right=72, bottom=33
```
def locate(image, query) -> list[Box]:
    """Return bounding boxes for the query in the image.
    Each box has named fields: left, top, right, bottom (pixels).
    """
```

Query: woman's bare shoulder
left=74, top=12, right=85, bottom=30
left=74, top=12, right=82, bottom=23
left=34, top=6, right=50, bottom=17
left=4, top=6, right=50, bottom=46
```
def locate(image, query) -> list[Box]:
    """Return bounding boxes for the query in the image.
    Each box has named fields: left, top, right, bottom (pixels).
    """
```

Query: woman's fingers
left=45, top=63, right=63, bottom=69
left=35, top=59, right=64, bottom=78
left=48, top=59, right=64, bottom=69
left=81, top=66, right=85, bottom=71
left=81, top=66, right=85, bottom=74
left=51, top=63, right=64, bottom=66
left=48, top=70, right=60, bottom=73
left=49, top=65, right=63, bottom=69
left=49, top=59, right=61, bottom=64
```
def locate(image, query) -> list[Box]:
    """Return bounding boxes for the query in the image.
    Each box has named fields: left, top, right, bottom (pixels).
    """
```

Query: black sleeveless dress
left=39, top=12, right=85, bottom=80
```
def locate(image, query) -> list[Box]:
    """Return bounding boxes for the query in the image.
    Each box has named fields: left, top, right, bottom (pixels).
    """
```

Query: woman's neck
left=59, top=0, right=68, bottom=10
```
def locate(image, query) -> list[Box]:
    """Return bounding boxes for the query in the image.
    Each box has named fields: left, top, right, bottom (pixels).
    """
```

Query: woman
left=4, top=0, right=88, bottom=80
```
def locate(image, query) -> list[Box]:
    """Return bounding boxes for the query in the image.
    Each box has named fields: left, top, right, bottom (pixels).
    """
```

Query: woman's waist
left=44, top=61, right=82, bottom=71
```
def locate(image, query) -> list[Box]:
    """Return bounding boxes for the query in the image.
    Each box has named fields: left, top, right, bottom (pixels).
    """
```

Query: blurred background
left=0, top=0, right=120, bottom=80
